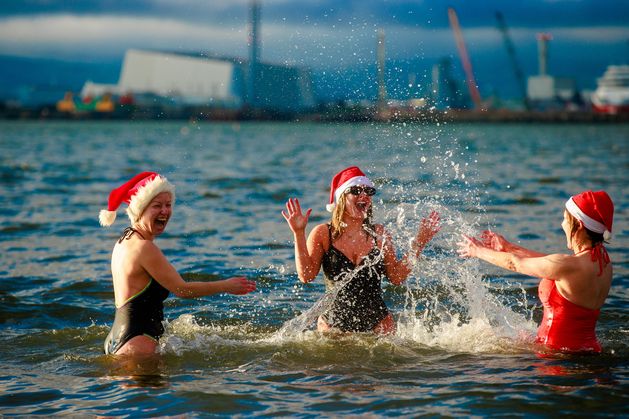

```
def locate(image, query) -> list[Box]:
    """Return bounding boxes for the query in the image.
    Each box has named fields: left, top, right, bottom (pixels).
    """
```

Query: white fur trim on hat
left=565, top=197, right=607, bottom=235
left=326, top=176, right=374, bottom=212
left=126, top=175, right=175, bottom=224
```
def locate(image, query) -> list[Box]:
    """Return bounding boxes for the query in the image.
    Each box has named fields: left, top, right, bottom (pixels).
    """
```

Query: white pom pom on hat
left=99, top=171, right=175, bottom=227
left=99, top=208, right=118, bottom=227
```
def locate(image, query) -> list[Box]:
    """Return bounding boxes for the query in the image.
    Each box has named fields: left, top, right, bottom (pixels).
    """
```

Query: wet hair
left=566, top=210, right=605, bottom=246
left=330, top=191, right=374, bottom=240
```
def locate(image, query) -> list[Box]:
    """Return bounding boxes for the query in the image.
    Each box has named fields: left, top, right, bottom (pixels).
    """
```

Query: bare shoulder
left=309, top=223, right=329, bottom=241
left=537, top=252, right=581, bottom=275
left=137, top=239, right=163, bottom=257
left=542, top=253, right=572, bottom=262
left=308, top=223, right=331, bottom=250
left=117, top=237, right=162, bottom=261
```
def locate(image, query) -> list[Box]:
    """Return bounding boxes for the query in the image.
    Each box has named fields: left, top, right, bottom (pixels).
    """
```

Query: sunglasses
left=347, top=186, right=376, bottom=196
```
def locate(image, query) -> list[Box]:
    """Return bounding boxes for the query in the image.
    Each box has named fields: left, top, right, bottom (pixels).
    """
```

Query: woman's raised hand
left=281, top=198, right=312, bottom=235
left=414, top=210, right=441, bottom=248
left=407, top=210, right=441, bottom=258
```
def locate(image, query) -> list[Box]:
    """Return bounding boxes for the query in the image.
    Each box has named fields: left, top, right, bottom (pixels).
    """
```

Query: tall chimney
left=377, top=29, right=387, bottom=108
left=431, top=63, right=440, bottom=105
left=537, top=33, right=552, bottom=76
left=248, top=0, right=261, bottom=108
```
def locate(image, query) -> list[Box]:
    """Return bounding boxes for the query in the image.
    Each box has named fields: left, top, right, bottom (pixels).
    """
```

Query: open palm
left=282, top=198, right=312, bottom=234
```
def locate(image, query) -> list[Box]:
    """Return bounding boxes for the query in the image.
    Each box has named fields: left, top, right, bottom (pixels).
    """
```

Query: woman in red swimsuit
left=457, top=190, right=614, bottom=353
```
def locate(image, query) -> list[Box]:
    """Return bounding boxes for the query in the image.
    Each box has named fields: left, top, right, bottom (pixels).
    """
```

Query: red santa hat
left=326, top=166, right=374, bottom=212
left=99, top=171, right=175, bottom=227
left=565, top=190, right=614, bottom=239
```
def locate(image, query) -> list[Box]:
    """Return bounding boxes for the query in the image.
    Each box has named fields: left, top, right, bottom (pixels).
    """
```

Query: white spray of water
left=390, top=201, right=537, bottom=354
left=380, top=125, right=537, bottom=353
left=267, top=126, right=538, bottom=354
left=161, top=125, right=538, bottom=356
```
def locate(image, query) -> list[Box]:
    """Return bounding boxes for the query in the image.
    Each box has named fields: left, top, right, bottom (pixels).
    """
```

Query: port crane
left=447, top=7, right=483, bottom=110
left=495, top=11, right=530, bottom=109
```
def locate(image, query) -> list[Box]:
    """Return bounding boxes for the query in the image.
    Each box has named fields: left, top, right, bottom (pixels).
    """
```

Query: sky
left=1, top=0, right=628, bottom=102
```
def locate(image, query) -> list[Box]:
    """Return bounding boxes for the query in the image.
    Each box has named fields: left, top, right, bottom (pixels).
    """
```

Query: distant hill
left=0, top=55, right=121, bottom=106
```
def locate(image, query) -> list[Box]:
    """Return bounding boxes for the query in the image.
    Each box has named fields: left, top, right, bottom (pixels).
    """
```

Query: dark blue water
left=0, top=121, right=627, bottom=416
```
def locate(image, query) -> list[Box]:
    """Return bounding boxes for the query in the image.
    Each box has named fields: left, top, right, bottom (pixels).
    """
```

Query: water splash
left=375, top=124, right=537, bottom=354
left=161, top=124, right=538, bottom=357
left=265, top=202, right=537, bottom=355
left=270, top=124, right=536, bottom=354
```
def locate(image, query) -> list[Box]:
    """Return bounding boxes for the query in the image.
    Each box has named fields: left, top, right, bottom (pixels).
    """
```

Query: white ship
left=591, top=65, right=629, bottom=114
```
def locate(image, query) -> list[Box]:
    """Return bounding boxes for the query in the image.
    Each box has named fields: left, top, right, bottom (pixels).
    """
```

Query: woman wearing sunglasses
left=282, top=166, right=440, bottom=335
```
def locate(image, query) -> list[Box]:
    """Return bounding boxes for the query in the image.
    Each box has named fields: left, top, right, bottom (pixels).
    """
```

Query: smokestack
left=377, top=29, right=387, bottom=108
left=431, top=63, right=440, bottom=105
left=248, top=0, right=261, bottom=108
left=537, top=33, right=552, bottom=76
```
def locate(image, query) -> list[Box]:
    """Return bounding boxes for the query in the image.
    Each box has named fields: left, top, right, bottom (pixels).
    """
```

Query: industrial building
left=80, top=2, right=314, bottom=115
left=81, top=48, right=315, bottom=114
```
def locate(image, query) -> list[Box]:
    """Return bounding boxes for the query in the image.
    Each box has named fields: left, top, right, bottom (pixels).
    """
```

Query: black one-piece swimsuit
left=104, top=228, right=170, bottom=355
left=320, top=225, right=390, bottom=332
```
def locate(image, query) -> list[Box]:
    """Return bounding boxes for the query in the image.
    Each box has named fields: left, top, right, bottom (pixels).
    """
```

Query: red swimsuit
left=536, top=278, right=601, bottom=353
left=536, top=244, right=610, bottom=353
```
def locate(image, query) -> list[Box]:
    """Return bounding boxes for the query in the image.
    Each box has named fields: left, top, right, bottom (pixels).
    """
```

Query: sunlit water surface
left=0, top=121, right=627, bottom=416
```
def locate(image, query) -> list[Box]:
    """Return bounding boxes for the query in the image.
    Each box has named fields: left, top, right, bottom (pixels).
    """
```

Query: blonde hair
left=330, top=191, right=374, bottom=240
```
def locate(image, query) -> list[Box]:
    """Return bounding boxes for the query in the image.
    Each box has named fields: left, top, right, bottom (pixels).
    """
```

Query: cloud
left=549, top=26, right=629, bottom=42
left=0, top=12, right=626, bottom=71
left=0, top=14, right=249, bottom=59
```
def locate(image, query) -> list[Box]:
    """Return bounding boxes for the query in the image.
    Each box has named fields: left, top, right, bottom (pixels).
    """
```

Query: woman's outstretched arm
left=457, top=234, right=572, bottom=280
left=479, top=230, right=547, bottom=258
left=140, top=241, right=256, bottom=297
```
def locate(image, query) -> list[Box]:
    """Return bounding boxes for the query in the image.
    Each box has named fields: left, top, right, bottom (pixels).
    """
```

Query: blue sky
left=1, top=0, right=628, bottom=101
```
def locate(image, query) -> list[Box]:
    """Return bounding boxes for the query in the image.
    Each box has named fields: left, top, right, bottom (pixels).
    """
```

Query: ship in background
left=591, top=65, right=629, bottom=114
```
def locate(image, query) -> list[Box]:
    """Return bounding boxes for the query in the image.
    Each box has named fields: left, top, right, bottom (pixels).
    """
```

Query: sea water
left=0, top=120, right=627, bottom=416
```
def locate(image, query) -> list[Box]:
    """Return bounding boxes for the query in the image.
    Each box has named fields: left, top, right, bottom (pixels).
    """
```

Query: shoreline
left=1, top=105, right=628, bottom=123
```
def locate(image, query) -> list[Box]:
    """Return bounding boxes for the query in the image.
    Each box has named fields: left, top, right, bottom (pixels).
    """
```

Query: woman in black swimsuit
left=100, top=172, right=256, bottom=356
left=282, top=166, right=440, bottom=334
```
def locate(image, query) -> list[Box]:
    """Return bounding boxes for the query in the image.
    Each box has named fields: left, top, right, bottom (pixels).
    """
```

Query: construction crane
left=495, top=11, right=530, bottom=109
left=447, top=7, right=483, bottom=110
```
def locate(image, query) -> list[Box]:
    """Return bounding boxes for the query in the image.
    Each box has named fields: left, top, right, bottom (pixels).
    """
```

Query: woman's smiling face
left=343, top=187, right=373, bottom=220
left=136, top=191, right=173, bottom=236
